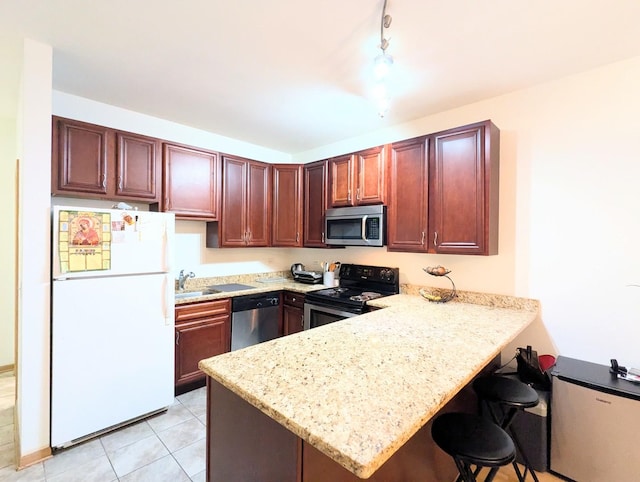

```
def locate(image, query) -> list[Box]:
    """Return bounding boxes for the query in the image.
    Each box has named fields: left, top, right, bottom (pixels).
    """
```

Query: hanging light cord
left=380, top=0, right=392, bottom=53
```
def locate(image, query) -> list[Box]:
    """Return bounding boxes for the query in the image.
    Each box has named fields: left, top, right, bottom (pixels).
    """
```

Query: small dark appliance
left=291, top=263, right=323, bottom=284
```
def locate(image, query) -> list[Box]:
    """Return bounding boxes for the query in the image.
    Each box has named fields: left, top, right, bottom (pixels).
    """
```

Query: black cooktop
left=305, top=264, right=399, bottom=313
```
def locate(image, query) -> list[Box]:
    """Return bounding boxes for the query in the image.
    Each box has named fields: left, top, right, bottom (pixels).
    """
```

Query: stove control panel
left=340, top=264, right=399, bottom=285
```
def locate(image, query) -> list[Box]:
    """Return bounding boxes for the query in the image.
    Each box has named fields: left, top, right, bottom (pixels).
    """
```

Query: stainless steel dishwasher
left=231, top=292, right=280, bottom=351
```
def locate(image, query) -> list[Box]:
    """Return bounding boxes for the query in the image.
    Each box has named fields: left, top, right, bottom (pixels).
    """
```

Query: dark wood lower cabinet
left=175, top=299, right=230, bottom=395
left=283, top=291, right=305, bottom=335
left=207, top=380, right=301, bottom=482
left=205, top=358, right=498, bottom=481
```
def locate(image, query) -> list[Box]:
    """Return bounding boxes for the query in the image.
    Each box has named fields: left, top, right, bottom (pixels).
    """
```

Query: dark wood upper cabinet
left=329, top=146, right=387, bottom=207
left=115, top=132, right=159, bottom=199
left=272, top=164, right=303, bottom=247
left=161, top=143, right=220, bottom=220
left=52, top=117, right=110, bottom=196
left=328, top=154, right=356, bottom=207
left=387, top=136, right=430, bottom=252
left=220, top=155, right=271, bottom=247
left=52, top=116, right=160, bottom=201
left=246, top=160, right=271, bottom=246
left=304, top=160, right=329, bottom=247
left=356, top=145, right=388, bottom=205
left=429, top=120, right=499, bottom=255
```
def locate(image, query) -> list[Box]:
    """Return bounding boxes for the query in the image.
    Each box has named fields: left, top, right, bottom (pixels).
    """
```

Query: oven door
left=303, top=302, right=359, bottom=330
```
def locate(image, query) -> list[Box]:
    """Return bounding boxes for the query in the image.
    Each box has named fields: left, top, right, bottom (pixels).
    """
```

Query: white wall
left=52, top=92, right=292, bottom=164
left=0, top=117, right=17, bottom=368
left=55, top=57, right=640, bottom=370
left=172, top=56, right=640, bottom=370
left=16, top=38, right=52, bottom=461
left=17, top=51, right=636, bottom=461
left=291, top=57, right=640, bottom=367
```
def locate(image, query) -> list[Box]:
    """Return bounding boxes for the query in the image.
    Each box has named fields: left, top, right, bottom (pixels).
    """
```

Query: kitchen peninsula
left=198, top=292, right=539, bottom=481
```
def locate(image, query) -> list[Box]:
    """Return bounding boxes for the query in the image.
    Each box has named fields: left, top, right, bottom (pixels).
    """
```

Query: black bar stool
left=431, top=412, right=516, bottom=482
left=473, top=376, right=540, bottom=482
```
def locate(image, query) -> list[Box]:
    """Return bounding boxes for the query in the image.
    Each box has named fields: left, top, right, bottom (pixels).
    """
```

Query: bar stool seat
left=473, top=376, right=540, bottom=482
left=431, top=412, right=516, bottom=482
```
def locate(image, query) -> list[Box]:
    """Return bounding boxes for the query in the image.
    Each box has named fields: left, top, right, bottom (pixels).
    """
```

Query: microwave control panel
left=365, top=217, right=380, bottom=239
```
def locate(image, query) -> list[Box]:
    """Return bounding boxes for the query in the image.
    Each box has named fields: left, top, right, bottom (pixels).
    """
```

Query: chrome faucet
left=177, top=269, right=195, bottom=291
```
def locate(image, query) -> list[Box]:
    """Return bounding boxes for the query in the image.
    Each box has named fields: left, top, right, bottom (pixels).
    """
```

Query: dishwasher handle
left=232, top=293, right=280, bottom=312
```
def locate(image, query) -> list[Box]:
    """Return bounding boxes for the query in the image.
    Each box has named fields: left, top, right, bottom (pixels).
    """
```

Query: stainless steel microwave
left=324, top=205, right=386, bottom=247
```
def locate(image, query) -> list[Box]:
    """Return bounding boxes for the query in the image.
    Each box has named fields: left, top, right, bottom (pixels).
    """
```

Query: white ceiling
left=2, top=0, right=640, bottom=153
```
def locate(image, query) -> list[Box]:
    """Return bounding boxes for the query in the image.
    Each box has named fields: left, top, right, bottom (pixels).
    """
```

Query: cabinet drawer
left=283, top=291, right=305, bottom=309
left=175, top=298, right=231, bottom=323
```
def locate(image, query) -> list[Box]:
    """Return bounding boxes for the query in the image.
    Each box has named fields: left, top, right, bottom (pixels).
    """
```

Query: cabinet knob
left=118, top=176, right=123, bottom=191
left=356, top=187, right=360, bottom=201
left=421, top=231, right=425, bottom=245
left=175, top=331, right=180, bottom=345
left=433, top=231, right=438, bottom=246
left=296, top=232, right=299, bottom=243
left=347, top=189, right=351, bottom=202
left=102, top=174, right=107, bottom=189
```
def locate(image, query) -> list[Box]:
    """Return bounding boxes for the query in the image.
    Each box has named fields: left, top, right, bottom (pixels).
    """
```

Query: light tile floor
left=0, top=371, right=207, bottom=481
left=1, top=371, right=565, bottom=482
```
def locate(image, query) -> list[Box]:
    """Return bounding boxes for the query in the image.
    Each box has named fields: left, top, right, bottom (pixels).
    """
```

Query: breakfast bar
left=198, top=293, right=539, bottom=481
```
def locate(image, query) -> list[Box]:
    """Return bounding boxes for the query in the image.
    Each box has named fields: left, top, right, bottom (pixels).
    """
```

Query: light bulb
left=377, top=97, right=391, bottom=118
left=374, top=53, right=394, bottom=80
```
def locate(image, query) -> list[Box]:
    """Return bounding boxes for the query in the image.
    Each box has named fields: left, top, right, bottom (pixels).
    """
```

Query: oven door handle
left=304, top=302, right=359, bottom=330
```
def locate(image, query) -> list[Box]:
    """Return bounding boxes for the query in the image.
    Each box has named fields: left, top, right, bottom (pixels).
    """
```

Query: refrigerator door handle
left=163, top=274, right=172, bottom=325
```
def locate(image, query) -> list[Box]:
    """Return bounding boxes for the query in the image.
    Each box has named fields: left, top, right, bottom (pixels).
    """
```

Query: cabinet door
left=329, top=154, right=356, bottom=207
left=429, top=121, right=499, bottom=255
left=272, top=164, right=303, bottom=247
left=283, top=304, right=304, bottom=335
left=115, top=132, right=159, bottom=201
left=221, top=156, right=248, bottom=246
left=246, top=160, right=271, bottom=247
left=283, top=291, right=305, bottom=335
left=163, top=144, right=220, bottom=219
left=52, top=117, right=109, bottom=196
left=304, top=161, right=328, bottom=247
left=387, top=136, right=429, bottom=252
left=356, top=145, right=387, bottom=205
left=175, top=299, right=230, bottom=391
left=175, top=314, right=230, bottom=388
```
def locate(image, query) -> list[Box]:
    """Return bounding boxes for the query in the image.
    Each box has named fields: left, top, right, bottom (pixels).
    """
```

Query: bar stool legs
left=473, top=376, right=541, bottom=482
left=431, top=412, right=516, bottom=482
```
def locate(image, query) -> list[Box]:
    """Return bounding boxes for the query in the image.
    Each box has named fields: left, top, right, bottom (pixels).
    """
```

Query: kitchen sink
left=207, top=283, right=256, bottom=292
left=175, top=284, right=255, bottom=300
left=175, top=289, right=221, bottom=300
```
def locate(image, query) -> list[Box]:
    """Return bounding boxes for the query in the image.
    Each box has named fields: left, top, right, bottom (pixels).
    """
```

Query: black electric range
left=304, top=263, right=400, bottom=314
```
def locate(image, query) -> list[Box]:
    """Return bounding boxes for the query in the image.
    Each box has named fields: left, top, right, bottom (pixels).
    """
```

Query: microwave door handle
left=361, top=215, right=369, bottom=242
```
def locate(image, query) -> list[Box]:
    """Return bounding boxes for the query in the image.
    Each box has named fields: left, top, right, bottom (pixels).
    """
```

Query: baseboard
left=0, top=364, right=15, bottom=374
left=18, top=447, right=52, bottom=470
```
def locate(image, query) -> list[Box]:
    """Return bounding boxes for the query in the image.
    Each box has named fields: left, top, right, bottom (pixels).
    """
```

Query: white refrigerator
left=51, top=205, right=175, bottom=448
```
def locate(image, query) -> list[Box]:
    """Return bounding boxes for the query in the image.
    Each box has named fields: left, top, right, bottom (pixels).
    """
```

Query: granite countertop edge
left=196, top=277, right=539, bottom=478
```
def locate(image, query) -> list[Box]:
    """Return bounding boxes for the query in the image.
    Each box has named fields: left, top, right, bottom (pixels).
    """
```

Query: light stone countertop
left=175, top=271, right=327, bottom=305
left=198, top=292, right=539, bottom=478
